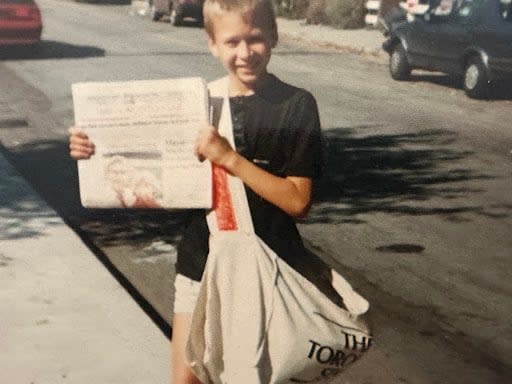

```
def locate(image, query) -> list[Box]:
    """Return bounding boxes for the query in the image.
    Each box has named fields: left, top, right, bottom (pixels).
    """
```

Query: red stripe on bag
left=212, top=163, right=238, bottom=231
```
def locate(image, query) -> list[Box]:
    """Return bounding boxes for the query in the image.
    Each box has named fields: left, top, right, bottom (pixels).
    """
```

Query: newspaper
left=72, top=77, right=211, bottom=209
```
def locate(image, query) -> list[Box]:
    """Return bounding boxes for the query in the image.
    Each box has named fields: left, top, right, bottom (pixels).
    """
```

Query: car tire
left=151, top=6, right=163, bottom=21
left=170, top=6, right=182, bottom=26
left=463, top=56, right=489, bottom=99
left=389, top=43, right=411, bottom=81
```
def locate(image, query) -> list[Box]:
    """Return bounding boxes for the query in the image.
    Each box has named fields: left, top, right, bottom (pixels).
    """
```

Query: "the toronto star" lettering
left=307, top=333, right=372, bottom=368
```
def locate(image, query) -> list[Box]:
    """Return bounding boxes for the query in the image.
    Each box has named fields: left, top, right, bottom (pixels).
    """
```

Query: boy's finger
left=69, top=141, right=91, bottom=151
left=70, top=142, right=94, bottom=155
left=69, top=142, right=94, bottom=157
left=69, top=139, right=93, bottom=149
left=69, top=136, right=86, bottom=145
left=69, top=149, right=89, bottom=160
left=70, top=151, right=92, bottom=160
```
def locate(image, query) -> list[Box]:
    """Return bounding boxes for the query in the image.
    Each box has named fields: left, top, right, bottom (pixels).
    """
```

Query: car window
left=430, top=0, right=457, bottom=15
left=500, top=0, right=512, bottom=21
left=456, top=0, right=475, bottom=16
left=452, top=0, right=483, bottom=19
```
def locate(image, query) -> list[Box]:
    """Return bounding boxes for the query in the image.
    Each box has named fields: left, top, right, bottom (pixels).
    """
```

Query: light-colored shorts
left=173, top=273, right=201, bottom=314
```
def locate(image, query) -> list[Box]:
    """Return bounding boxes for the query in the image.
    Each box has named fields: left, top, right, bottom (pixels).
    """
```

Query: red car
left=0, top=0, right=42, bottom=46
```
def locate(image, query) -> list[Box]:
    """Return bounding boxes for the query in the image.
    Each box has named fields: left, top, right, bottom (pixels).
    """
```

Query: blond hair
left=203, top=0, right=278, bottom=45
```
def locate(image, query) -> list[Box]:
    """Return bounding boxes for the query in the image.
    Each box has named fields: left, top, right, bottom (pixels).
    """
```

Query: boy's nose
left=237, top=41, right=251, bottom=59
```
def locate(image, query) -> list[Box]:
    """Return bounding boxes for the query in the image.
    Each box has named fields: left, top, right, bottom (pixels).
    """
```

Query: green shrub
left=273, top=0, right=366, bottom=29
left=306, top=0, right=328, bottom=24
left=324, top=0, right=366, bottom=29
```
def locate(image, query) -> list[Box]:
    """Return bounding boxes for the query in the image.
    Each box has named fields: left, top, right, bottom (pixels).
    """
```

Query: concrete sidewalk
left=0, top=152, right=169, bottom=383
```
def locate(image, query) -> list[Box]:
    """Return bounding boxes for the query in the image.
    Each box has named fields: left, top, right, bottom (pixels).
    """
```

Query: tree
left=323, top=0, right=366, bottom=29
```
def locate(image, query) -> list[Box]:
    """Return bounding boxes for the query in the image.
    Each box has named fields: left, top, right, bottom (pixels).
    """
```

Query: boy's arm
left=228, top=155, right=312, bottom=218
left=195, top=126, right=312, bottom=218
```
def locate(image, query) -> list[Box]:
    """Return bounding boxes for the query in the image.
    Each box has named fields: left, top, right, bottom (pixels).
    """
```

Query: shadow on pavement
left=407, top=73, right=512, bottom=100
left=169, top=19, right=204, bottom=28
left=310, top=127, right=509, bottom=224
left=489, top=80, right=512, bottom=100
left=409, top=73, right=460, bottom=88
left=4, top=129, right=510, bottom=239
left=0, top=153, right=60, bottom=240
left=0, top=41, right=105, bottom=61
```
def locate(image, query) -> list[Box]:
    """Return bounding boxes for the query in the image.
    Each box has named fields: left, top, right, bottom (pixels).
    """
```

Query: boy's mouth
left=236, top=63, right=260, bottom=74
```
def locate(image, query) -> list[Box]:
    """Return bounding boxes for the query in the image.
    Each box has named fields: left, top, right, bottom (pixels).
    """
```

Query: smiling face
left=208, top=9, right=276, bottom=95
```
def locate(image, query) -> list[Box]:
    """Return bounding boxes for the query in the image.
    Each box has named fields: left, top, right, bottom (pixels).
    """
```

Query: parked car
left=382, top=0, right=512, bottom=98
left=0, top=0, right=42, bottom=46
left=149, top=0, right=204, bottom=26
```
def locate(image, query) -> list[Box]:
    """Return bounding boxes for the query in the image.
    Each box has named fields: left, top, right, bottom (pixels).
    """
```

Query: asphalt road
left=1, top=1, right=511, bottom=383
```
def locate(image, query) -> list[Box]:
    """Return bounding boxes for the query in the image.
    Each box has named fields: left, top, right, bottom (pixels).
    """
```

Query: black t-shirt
left=176, top=75, right=323, bottom=282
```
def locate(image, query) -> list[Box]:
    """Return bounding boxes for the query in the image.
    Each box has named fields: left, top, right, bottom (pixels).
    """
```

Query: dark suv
left=383, top=0, right=512, bottom=98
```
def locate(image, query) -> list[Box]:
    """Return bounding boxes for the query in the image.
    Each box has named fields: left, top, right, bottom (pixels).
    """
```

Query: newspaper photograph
left=72, top=77, right=211, bottom=209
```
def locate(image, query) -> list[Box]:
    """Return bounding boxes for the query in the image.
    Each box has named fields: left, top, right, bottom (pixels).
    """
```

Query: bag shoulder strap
left=206, top=77, right=254, bottom=235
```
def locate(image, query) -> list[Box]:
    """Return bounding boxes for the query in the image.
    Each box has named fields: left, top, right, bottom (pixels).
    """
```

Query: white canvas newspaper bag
left=186, top=77, right=373, bottom=384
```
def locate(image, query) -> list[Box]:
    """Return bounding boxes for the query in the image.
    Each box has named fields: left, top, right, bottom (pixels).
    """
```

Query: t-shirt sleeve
left=284, top=92, right=324, bottom=179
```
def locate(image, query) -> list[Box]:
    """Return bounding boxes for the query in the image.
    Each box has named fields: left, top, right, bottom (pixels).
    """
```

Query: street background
left=1, top=0, right=511, bottom=383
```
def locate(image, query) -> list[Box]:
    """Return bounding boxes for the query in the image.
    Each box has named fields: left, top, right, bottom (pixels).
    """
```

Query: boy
left=69, top=0, right=323, bottom=382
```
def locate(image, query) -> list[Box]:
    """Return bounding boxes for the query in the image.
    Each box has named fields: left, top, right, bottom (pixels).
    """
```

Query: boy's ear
left=208, top=37, right=219, bottom=57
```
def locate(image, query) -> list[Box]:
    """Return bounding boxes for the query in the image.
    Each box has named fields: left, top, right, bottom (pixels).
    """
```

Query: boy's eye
left=247, top=36, right=265, bottom=45
left=224, top=39, right=239, bottom=48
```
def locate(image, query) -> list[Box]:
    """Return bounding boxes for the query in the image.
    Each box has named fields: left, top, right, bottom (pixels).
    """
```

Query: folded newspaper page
left=72, top=77, right=211, bottom=209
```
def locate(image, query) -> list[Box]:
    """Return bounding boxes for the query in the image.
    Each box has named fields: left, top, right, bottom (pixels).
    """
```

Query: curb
left=277, top=17, right=387, bottom=62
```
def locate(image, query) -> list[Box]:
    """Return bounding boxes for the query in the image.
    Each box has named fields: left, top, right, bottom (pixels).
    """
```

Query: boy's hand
left=69, top=126, right=95, bottom=160
left=194, top=126, right=237, bottom=169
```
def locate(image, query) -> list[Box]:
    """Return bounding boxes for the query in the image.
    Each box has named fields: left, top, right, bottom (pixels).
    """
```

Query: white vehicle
left=400, top=0, right=430, bottom=20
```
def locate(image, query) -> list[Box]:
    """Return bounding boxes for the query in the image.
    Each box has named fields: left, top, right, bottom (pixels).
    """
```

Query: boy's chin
left=235, top=71, right=268, bottom=87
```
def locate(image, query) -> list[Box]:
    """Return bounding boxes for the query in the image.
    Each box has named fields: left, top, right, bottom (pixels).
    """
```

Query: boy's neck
left=228, top=72, right=272, bottom=97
